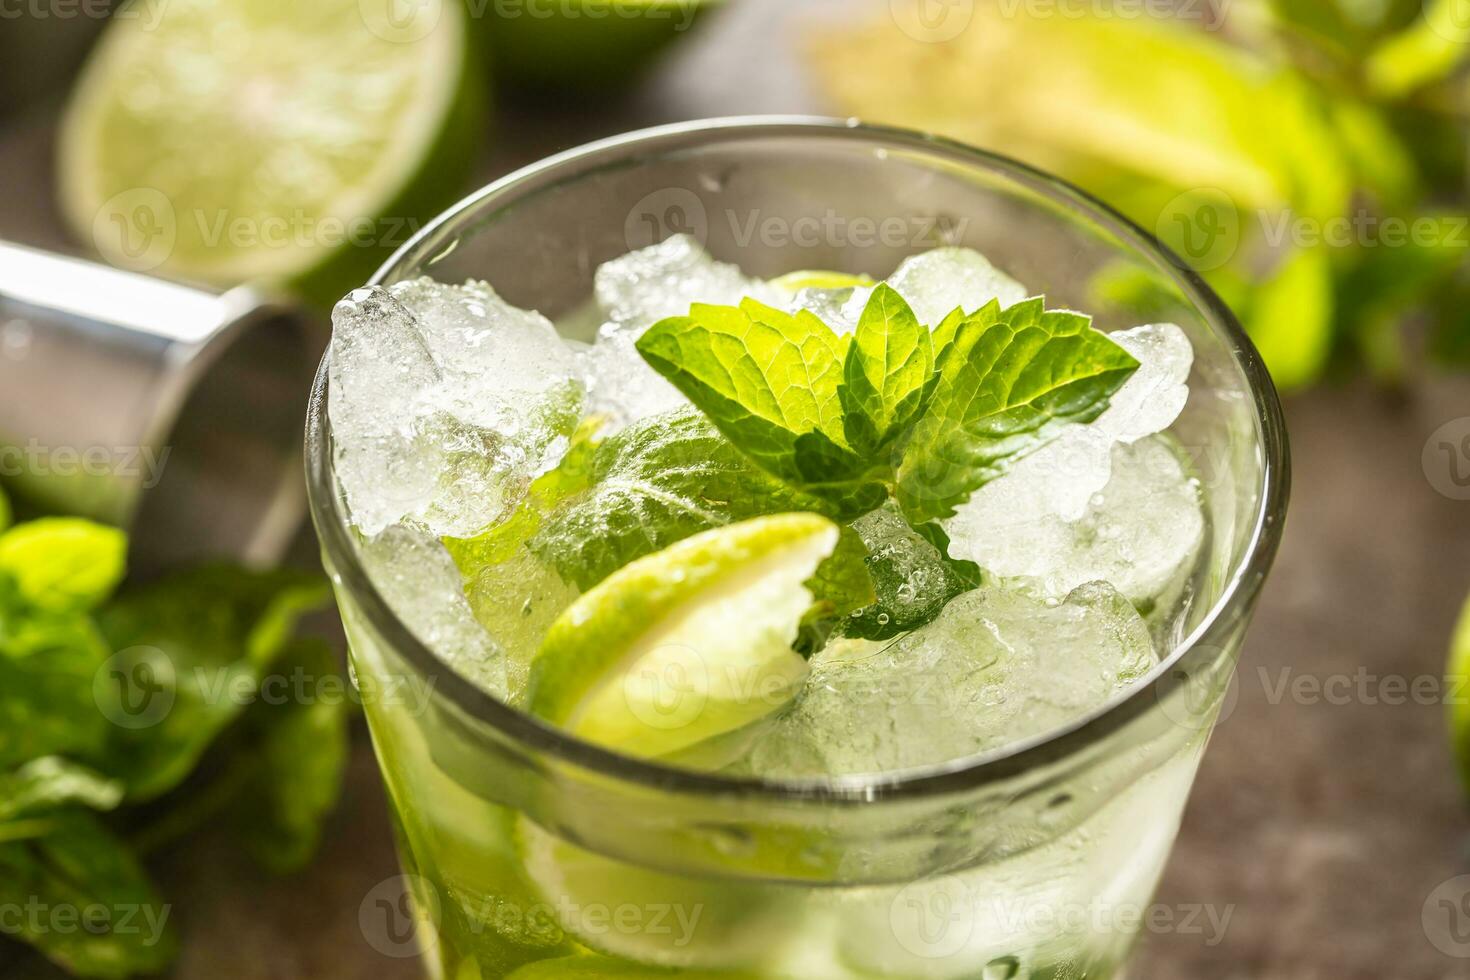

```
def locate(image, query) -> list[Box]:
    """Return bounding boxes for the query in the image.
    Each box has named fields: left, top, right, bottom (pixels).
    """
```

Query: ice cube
left=582, top=236, right=775, bottom=428
left=949, top=437, right=1205, bottom=615
left=582, top=320, right=690, bottom=425
left=734, top=582, right=1156, bottom=777
left=886, top=247, right=1029, bottom=326
left=328, top=280, right=584, bottom=537
left=359, top=526, right=507, bottom=698
left=594, top=235, right=773, bottom=327
left=948, top=322, right=1194, bottom=528
left=782, top=284, right=873, bottom=335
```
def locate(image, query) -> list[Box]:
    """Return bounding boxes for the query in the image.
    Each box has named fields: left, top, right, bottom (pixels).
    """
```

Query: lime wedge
left=58, top=0, right=482, bottom=305
left=514, top=818, right=801, bottom=971
left=528, top=514, right=837, bottom=759
left=770, top=270, right=875, bottom=292
left=1450, top=591, right=1470, bottom=796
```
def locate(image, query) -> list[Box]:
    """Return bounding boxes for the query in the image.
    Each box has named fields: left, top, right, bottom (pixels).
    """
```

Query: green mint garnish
left=895, top=297, right=1141, bottom=523
left=631, top=283, right=1138, bottom=637
left=445, top=408, right=877, bottom=617
left=639, top=286, right=1139, bottom=525
left=635, top=298, right=880, bottom=503
left=838, top=284, right=938, bottom=458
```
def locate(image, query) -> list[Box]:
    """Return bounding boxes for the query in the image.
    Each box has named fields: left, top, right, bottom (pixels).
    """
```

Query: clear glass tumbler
left=306, top=118, right=1289, bottom=980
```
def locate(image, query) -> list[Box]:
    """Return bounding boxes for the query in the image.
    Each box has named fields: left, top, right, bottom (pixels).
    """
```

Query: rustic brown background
left=2, top=2, right=1469, bottom=978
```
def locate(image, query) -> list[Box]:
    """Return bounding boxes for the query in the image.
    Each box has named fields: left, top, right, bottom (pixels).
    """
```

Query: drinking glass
left=306, top=118, right=1289, bottom=980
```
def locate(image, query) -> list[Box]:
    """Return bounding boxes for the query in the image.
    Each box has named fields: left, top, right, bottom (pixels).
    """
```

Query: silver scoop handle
left=0, top=240, right=325, bottom=573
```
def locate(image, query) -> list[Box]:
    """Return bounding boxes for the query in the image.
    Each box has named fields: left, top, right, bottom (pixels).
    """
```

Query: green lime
left=485, top=0, right=720, bottom=94
left=528, top=514, right=837, bottom=759
left=770, top=270, right=875, bottom=292
left=58, top=0, right=484, bottom=306
left=1450, top=591, right=1470, bottom=796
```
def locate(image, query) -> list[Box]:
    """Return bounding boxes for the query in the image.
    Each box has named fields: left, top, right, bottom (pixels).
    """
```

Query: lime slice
left=1450, top=591, right=1470, bottom=796
left=514, top=818, right=802, bottom=971
left=486, top=0, right=721, bottom=94
left=58, top=0, right=482, bottom=305
left=770, top=270, right=875, bottom=292
left=528, top=514, right=837, bottom=759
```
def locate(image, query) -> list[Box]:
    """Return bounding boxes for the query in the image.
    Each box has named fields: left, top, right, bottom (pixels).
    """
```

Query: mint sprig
left=896, top=297, right=1142, bottom=522
left=638, top=285, right=1139, bottom=525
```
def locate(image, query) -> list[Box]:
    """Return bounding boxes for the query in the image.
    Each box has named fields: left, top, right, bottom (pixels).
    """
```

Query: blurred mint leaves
left=813, top=3, right=1470, bottom=389
left=0, top=482, right=341, bottom=978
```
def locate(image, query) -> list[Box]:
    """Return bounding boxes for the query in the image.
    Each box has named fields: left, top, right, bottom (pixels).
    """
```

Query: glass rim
left=305, top=116, right=1290, bottom=804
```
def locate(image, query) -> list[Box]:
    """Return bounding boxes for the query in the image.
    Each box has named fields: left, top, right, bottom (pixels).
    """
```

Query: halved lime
left=59, top=0, right=483, bottom=305
left=485, top=0, right=721, bottom=94
left=528, top=514, right=837, bottom=759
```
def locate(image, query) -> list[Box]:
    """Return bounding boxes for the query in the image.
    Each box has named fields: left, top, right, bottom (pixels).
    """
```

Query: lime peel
left=528, top=514, right=838, bottom=759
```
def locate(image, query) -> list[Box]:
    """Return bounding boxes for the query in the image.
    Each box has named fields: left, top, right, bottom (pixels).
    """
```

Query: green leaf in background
left=0, top=483, right=11, bottom=532
left=0, top=585, right=112, bottom=770
left=233, top=638, right=350, bottom=875
left=896, top=298, right=1139, bottom=523
left=1238, top=247, right=1336, bottom=391
left=636, top=299, right=869, bottom=485
left=1364, top=0, right=1470, bottom=98
left=843, top=504, right=982, bottom=642
left=0, top=518, right=126, bottom=613
left=93, top=567, right=331, bottom=801
left=839, top=284, right=937, bottom=458
left=810, top=4, right=1462, bottom=389
left=0, top=758, right=122, bottom=824
left=0, top=812, right=177, bottom=980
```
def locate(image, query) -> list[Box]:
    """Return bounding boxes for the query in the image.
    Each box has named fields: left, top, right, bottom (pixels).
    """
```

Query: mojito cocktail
left=307, top=120, right=1287, bottom=980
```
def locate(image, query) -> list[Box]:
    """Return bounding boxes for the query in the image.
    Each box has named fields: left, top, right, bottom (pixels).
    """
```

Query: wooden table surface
left=2, top=2, right=1469, bottom=978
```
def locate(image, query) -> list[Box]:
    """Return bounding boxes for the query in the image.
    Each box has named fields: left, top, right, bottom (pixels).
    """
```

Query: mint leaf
left=234, top=638, right=349, bottom=875
left=0, top=583, right=112, bottom=770
left=843, top=504, right=983, bottom=641
left=636, top=298, right=869, bottom=485
left=94, top=567, right=330, bottom=801
left=896, top=299, right=1139, bottom=523
left=450, top=409, right=876, bottom=617
left=803, top=525, right=878, bottom=623
left=0, top=518, right=126, bottom=613
left=0, top=812, right=176, bottom=979
left=0, top=759, right=122, bottom=822
left=839, top=284, right=936, bottom=457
